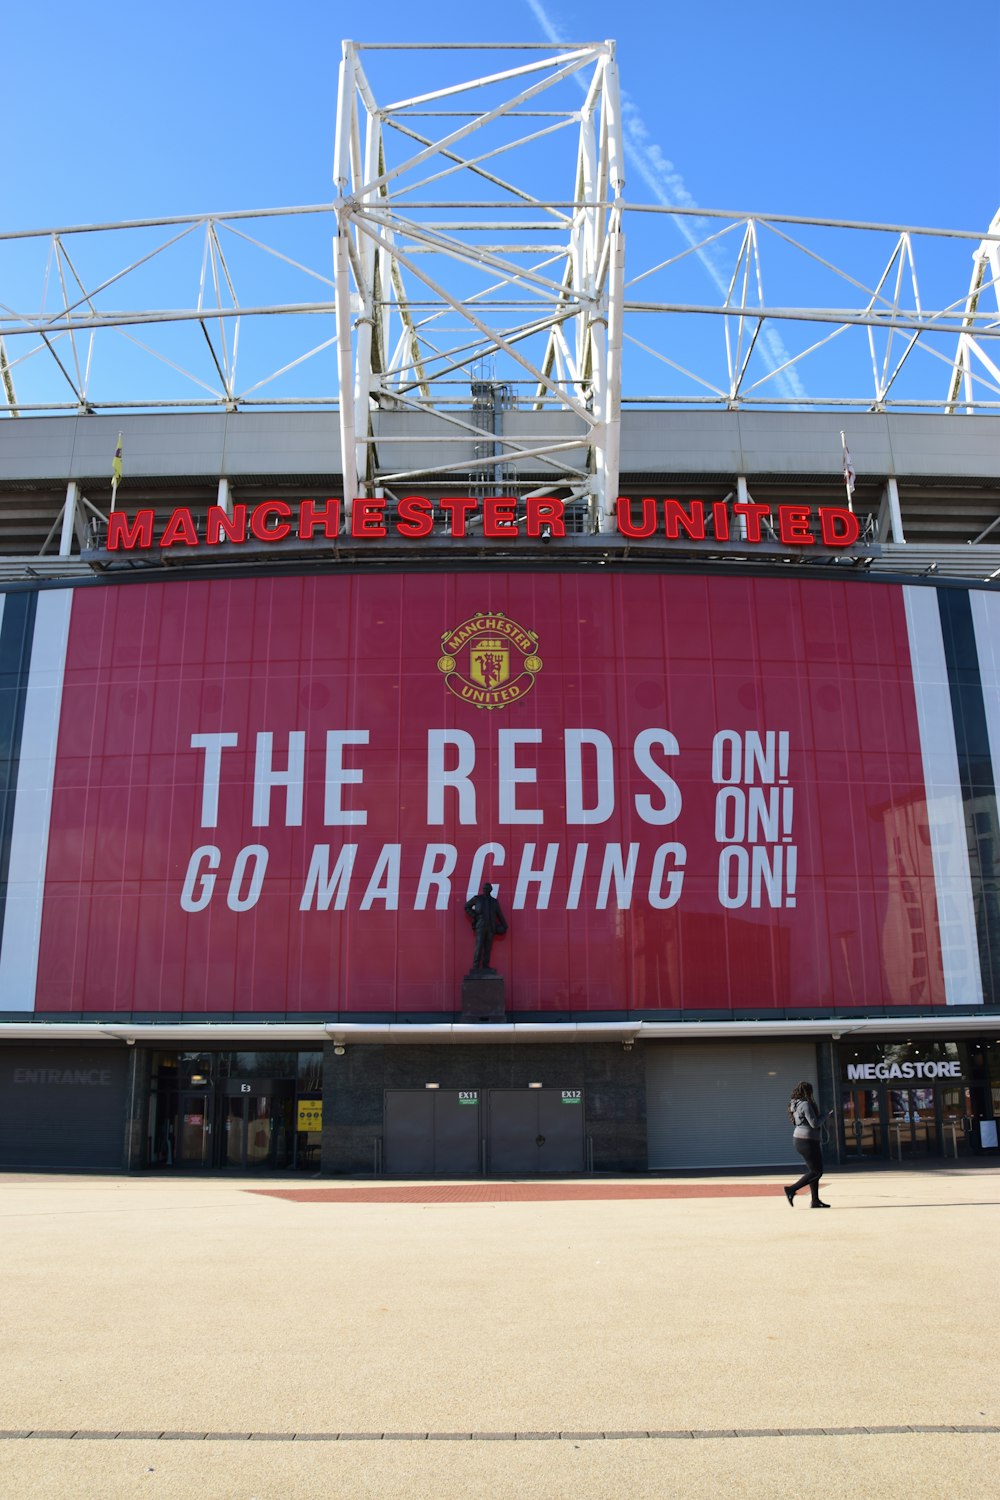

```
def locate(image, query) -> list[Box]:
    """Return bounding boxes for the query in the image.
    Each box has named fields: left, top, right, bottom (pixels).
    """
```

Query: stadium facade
left=1, top=43, right=999, bottom=1175
left=1, top=407, right=999, bottom=1175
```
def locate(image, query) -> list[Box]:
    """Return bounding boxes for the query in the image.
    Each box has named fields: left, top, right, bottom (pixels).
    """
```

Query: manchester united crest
left=437, top=612, right=542, bottom=710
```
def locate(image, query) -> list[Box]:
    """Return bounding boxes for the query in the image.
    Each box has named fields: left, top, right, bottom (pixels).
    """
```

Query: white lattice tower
left=332, top=41, right=625, bottom=528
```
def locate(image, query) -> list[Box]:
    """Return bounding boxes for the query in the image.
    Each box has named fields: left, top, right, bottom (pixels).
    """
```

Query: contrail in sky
left=524, top=0, right=808, bottom=402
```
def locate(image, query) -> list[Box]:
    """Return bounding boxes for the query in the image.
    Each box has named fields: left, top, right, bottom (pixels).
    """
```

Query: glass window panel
left=297, top=1052, right=323, bottom=1090
left=232, top=1051, right=298, bottom=1079
left=841, top=1088, right=881, bottom=1156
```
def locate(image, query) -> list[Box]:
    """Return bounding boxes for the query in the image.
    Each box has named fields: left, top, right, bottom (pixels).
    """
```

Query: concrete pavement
left=1, top=1167, right=998, bottom=1497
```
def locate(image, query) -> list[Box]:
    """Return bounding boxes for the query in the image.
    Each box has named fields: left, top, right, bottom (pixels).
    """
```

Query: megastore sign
left=103, top=497, right=862, bottom=550
left=845, top=1061, right=962, bottom=1081
left=13, top=571, right=971, bottom=1015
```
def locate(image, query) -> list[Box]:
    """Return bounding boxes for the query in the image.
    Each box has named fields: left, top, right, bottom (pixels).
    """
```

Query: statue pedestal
left=460, top=971, right=506, bottom=1022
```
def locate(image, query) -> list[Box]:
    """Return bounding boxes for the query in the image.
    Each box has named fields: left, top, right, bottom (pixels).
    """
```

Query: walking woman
left=784, top=1081, right=832, bottom=1208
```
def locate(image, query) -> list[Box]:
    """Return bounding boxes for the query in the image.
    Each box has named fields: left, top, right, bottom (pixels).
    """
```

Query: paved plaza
left=1, top=1167, right=998, bottom=1498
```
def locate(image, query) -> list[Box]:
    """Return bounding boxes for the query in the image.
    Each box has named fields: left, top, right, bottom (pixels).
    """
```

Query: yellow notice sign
left=297, top=1100, right=323, bottom=1132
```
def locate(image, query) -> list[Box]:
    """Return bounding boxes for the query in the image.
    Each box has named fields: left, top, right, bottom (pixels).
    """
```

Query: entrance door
left=940, top=1086, right=974, bottom=1158
left=487, top=1089, right=584, bottom=1174
left=840, top=1088, right=883, bottom=1159
left=887, top=1088, right=936, bottom=1159
left=221, top=1083, right=293, bottom=1169
left=177, top=1093, right=214, bottom=1166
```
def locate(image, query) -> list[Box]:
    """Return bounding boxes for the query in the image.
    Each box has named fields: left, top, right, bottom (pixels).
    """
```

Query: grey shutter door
left=645, top=1041, right=819, bottom=1169
left=0, top=1047, right=129, bottom=1169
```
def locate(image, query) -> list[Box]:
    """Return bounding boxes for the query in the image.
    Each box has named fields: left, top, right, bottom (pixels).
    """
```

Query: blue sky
left=2, top=0, right=994, bottom=414
left=6, top=0, right=988, bottom=231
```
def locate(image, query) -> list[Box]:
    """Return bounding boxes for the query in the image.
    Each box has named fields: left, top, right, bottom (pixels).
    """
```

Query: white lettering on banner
left=467, top=842, right=505, bottom=900
left=596, top=843, right=639, bottom=909
left=253, top=733, right=305, bottom=827
left=299, top=845, right=357, bottom=911
left=566, top=844, right=589, bottom=910
left=712, top=730, right=790, bottom=785
left=227, top=846, right=268, bottom=911
left=190, top=733, right=239, bottom=827
left=632, top=730, right=682, bottom=824
left=360, top=845, right=401, bottom=910
left=565, top=730, right=615, bottom=824
left=178, top=723, right=810, bottom=915
left=324, top=731, right=370, bottom=826
left=182, top=841, right=698, bottom=912
left=713, top=728, right=797, bottom=909
left=845, top=1061, right=962, bottom=1081
left=648, top=843, right=687, bottom=909
left=514, top=843, right=560, bottom=908
left=717, top=845, right=794, bottom=909
left=181, top=846, right=221, bottom=911
left=498, top=730, right=543, bottom=825
left=197, top=727, right=689, bottom=832
left=181, top=845, right=270, bottom=913
left=415, top=845, right=458, bottom=910
left=426, top=730, right=476, bottom=826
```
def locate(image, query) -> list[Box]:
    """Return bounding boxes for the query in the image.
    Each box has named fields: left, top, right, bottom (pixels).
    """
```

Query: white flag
left=840, top=432, right=855, bottom=497
left=111, top=433, right=124, bottom=511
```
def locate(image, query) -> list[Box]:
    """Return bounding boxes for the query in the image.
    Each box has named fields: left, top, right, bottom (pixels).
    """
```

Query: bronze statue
left=464, top=882, right=508, bottom=974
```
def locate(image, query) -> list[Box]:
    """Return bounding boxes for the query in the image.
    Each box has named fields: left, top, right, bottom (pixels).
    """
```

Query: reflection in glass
left=247, top=1097, right=272, bottom=1166
left=225, top=1098, right=245, bottom=1166
left=881, top=801, right=941, bottom=1005
left=222, top=1092, right=294, bottom=1169
left=232, top=1051, right=298, bottom=1079
left=297, top=1052, right=323, bottom=1091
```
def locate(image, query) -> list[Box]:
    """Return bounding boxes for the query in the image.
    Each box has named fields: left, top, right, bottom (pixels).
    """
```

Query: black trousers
left=790, top=1137, right=824, bottom=1203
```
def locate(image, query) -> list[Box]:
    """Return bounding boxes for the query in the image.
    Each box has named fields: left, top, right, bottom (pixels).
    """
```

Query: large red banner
left=35, top=572, right=944, bottom=1014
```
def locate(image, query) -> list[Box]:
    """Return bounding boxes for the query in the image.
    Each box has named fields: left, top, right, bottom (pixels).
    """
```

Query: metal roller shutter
left=0, top=1047, right=129, bottom=1170
left=646, top=1041, right=819, bottom=1169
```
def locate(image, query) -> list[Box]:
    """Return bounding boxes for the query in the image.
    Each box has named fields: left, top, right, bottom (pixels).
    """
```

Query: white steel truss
left=333, top=40, right=625, bottom=528
left=0, top=41, right=998, bottom=531
left=946, top=207, right=1000, bottom=415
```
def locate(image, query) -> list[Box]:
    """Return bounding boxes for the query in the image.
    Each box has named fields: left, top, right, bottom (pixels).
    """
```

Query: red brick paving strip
left=248, top=1184, right=785, bottom=1204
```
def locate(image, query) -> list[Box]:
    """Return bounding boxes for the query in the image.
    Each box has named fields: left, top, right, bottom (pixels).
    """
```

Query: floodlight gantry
left=332, top=40, right=626, bottom=529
